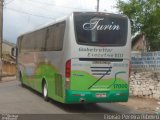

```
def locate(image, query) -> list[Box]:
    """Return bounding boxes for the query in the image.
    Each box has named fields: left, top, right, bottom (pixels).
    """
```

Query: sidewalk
left=118, top=96, right=160, bottom=114
left=0, top=76, right=16, bottom=83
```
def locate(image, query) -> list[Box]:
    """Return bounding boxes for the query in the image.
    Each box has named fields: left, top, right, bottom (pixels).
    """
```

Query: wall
left=130, top=72, right=160, bottom=100
left=2, top=62, right=16, bottom=76
left=2, top=42, right=12, bottom=55
left=131, top=51, right=160, bottom=100
left=132, top=36, right=146, bottom=51
left=131, top=51, right=160, bottom=71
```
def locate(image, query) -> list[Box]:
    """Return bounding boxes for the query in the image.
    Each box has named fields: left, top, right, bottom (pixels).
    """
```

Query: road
left=0, top=80, right=141, bottom=114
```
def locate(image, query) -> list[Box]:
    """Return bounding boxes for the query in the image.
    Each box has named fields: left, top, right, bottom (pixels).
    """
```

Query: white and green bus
left=14, top=12, right=131, bottom=103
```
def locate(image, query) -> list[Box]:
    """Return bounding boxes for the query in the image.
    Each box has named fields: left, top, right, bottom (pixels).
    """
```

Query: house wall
left=132, top=35, right=147, bottom=52
left=132, top=37, right=146, bottom=51
left=1, top=41, right=16, bottom=76
left=2, top=62, right=16, bottom=76
left=2, top=42, right=12, bottom=55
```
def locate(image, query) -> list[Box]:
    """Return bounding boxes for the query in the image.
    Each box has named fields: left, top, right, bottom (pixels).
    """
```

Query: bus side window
left=45, top=21, right=65, bottom=51
left=20, top=29, right=46, bottom=52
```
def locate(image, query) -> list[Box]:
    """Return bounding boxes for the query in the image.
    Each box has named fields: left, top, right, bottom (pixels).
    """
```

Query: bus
left=14, top=12, right=131, bottom=104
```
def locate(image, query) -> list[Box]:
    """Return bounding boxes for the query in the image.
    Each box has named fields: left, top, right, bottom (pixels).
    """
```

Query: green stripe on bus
left=71, top=70, right=128, bottom=91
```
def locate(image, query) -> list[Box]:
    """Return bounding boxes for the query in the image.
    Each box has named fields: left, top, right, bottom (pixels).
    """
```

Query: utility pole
left=0, top=0, right=3, bottom=81
left=97, top=0, right=99, bottom=12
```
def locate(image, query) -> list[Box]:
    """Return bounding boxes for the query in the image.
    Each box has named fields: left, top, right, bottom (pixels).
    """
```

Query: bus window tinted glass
left=46, top=21, right=66, bottom=51
left=74, top=13, right=128, bottom=46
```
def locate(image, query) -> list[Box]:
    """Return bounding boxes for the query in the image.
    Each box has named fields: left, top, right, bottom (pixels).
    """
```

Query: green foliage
left=116, top=0, right=160, bottom=51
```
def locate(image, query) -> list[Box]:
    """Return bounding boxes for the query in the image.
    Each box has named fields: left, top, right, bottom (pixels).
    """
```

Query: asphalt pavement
left=0, top=79, right=143, bottom=120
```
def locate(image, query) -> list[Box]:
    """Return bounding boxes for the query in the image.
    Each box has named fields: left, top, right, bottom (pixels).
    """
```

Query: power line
left=16, top=0, right=67, bottom=16
left=4, top=0, right=90, bottom=19
left=4, top=0, right=15, bottom=5
left=5, top=7, right=56, bottom=19
left=3, top=0, right=67, bottom=18
left=27, top=0, right=55, bottom=6
left=4, top=0, right=91, bottom=11
left=26, top=0, right=90, bottom=11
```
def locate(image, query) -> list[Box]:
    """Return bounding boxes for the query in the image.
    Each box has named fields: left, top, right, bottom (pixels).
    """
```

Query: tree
left=116, top=0, right=160, bottom=51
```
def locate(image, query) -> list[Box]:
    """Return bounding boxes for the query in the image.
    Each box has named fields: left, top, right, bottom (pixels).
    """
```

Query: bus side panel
left=37, top=52, right=65, bottom=103
left=18, top=52, right=36, bottom=88
left=18, top=51, right=65, bottom=103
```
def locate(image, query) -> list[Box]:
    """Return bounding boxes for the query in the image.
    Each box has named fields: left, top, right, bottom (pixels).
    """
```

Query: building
left=132, top=33, right=147, bottom=52
left=2, top=40, right=16, bottom=76
left=3, top=40, right=15, bottom=56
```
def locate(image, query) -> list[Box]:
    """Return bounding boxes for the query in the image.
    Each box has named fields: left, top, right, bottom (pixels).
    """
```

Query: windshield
left=74, top=12, right=128, bottom=46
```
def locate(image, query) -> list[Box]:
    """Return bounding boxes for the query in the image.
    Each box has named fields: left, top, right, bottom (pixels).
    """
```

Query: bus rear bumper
left=65, top=89, right=129, bottom=104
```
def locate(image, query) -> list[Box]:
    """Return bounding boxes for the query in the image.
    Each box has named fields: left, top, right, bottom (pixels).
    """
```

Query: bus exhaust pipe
left=80, top=99, right=85, bottom=103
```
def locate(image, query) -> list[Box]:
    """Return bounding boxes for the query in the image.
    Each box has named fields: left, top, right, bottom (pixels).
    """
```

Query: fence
left=131, top=51, right=160, bottom=71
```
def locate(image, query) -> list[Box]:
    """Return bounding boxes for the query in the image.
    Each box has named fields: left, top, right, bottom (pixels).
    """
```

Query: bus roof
left=18, top=15, right=69, bottom=38
left=18, top=12, right=128, bottom=39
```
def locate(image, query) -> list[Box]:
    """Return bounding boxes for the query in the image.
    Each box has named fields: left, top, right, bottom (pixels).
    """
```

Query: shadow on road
left=49, top=101, right=116, bottom=113
left=19, top=83, right=135, bottom=114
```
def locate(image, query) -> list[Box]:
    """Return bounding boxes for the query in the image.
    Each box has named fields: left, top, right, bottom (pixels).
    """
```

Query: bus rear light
left=65, top=60, right=71, bottom=78
left=65, top=60, right=71, bottom=89
left=66, top=78, right=70, bottom=89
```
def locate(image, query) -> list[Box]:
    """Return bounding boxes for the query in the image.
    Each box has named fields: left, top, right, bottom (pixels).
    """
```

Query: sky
left=3, top=0, right=119, bottom=43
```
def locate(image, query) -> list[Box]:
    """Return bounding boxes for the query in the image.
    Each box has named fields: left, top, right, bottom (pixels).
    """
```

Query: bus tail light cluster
left=65, top=60, right=71, bottom=88
left=66, top=60, right=71, bottom=78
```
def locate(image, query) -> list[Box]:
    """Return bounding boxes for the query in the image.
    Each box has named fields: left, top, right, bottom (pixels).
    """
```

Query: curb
left=0, top=76, right=16, bottom=83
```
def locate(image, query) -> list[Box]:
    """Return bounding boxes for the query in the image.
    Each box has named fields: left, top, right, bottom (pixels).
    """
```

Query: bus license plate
left=96, top=93, right=106, bottom=98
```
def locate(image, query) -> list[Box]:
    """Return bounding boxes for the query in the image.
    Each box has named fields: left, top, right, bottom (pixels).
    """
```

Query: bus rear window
left=74, top=13, right=128, bottom=46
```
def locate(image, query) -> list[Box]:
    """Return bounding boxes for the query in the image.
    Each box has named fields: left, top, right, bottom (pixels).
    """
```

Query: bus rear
left=65, top=12, right=131, bottom=103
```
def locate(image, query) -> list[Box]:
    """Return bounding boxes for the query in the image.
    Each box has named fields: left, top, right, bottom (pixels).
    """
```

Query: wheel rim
left=43, top=84, right=47, bottom=97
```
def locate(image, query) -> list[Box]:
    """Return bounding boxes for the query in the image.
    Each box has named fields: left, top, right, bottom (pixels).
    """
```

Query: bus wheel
left=42, top=82, right=49, bottom=101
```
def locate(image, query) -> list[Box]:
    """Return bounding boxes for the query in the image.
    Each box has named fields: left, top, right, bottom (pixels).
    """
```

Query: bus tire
left=42, top=81, right=49, bottom=101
